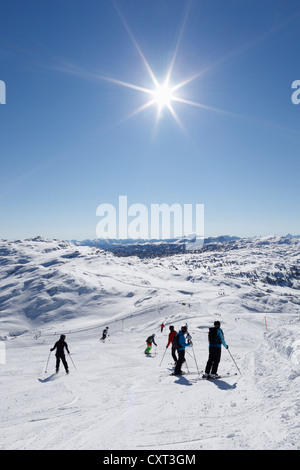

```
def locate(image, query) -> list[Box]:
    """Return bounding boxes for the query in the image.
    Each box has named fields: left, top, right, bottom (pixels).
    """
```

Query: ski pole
left=185, top=349, right=194, bottom=360
left=227, top=348, right=242, bottom=376
left=159, top=347, right=167, bottom=366
left=68, top=353, right=77, bottom=372
left=45, top=350, right=52, bottom=373
left=186, top=330, right=199, bottom=375
left=191, top=344, right=200, bottom=377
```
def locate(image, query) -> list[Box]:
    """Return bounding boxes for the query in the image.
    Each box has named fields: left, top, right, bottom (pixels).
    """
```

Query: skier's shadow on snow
left=173, top=375, right=193, bottom=387
left=210, top=379, right=237, bottom=390
left=38, top=373, right=57, bottom=383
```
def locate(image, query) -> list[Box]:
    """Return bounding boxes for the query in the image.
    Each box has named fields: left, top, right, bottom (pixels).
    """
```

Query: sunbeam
left=106, top=0, right=244, bottom=131
left=42, top=1, right=300, bottom=138
left=106, top=0, right=203, bottom=130
left=111, top=0, right=159, bottom=88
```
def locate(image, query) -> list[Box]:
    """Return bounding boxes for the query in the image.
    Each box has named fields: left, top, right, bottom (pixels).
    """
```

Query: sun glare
left=153, top=83, right=174, bottom=108
left=102, top=0, right=232, bottom=133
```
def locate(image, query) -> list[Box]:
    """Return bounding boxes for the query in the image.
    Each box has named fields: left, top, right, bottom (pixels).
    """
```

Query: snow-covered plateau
left=0, top=235, right=299, bottom=450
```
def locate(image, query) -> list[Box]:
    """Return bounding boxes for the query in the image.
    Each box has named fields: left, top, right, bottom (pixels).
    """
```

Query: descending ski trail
left=1, top=238, right=300, bottom=450
left=1, top=310, right=299, bottom=450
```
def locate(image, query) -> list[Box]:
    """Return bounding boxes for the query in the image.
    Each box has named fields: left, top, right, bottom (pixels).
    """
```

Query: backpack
left=208, top=327, right=221, bottom=344
left=172, top=333, right=180, bottom=350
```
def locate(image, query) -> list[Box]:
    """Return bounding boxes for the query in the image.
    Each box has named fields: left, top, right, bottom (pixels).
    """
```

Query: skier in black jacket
left=50, top=334, right=70, bottom=374
left=203, top=321, right=228, bottom=379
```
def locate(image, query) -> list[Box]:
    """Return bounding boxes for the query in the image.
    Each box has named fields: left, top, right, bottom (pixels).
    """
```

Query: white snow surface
left=0, top=236, right=300, bottom=450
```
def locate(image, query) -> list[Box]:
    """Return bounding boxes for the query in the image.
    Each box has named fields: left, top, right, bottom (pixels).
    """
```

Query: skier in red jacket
left=166, top=326, right=177, bottom=363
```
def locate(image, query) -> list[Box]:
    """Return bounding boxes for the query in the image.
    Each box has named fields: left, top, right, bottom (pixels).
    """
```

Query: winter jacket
left=210, top=328, right=228, bottom=349
left=167, top=330, right=177, bottom=347
left=177, top=330, right=191, bottom=351
left=146, top=336, right=157, bottom=347
left=51, top=339, right=70, bottom=356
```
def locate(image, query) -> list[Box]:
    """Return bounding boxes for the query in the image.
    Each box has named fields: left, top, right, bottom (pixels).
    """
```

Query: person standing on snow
left=145, top=334, right=157, bottom=355
left=173, top=325, right=192, bottom=375
left=50, top=334, right=70, bottom=374
left=166, top=326, right=177, bottom=363
left=160, top=323, right=165, bottom=332
left=203, top=320, right=228, bottom=379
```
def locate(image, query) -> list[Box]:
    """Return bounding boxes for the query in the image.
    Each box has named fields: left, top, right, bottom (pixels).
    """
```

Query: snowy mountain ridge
left=0, top=234, right=300, bottom=336
left=70, top=233, right=299, bottom=257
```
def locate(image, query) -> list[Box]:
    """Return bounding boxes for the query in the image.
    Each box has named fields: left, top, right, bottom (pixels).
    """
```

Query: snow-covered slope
left=0, top=236, right=299, bottom=450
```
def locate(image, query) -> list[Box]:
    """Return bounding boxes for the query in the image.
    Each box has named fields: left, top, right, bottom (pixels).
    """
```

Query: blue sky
left=1, top=0, right=300, bottom=240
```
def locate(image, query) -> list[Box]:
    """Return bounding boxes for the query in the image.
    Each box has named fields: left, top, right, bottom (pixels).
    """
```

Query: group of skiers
left=49, top=321, right=228, bottom=379
left=145, top=320, right=228, bottom=378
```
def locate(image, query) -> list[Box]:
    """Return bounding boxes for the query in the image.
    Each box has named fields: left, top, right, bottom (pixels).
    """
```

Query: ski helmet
left=181, top=325, right=187, bottom=333
left=169, top=325, right=174, bottom=331
left=214, top=321, right=221, bottom=327
left=60, top=334, right=66, bottom=340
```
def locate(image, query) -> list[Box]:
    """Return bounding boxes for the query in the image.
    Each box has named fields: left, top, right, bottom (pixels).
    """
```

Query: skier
left=203, top=320, right=228, bottom=379
left=166, top=326, right=177, bottom=363
left=50, top=334, right=70, bottom=374
left=173, top=325, right=192, bottom=375
left=145, top=334, right=157, bottom=355
left=160, top=323, right=165, bottom=332
left=100, top=326, right=109, bottom=341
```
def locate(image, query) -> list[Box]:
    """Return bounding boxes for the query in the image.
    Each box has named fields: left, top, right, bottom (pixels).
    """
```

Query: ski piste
left=2, top=236, right=300, bottom=450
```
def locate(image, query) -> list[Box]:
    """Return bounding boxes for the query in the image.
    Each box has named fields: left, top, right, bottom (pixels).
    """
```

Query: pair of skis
left=169, top=370, right=237, bottom=379
left=200, top=372, right=238, bottom=380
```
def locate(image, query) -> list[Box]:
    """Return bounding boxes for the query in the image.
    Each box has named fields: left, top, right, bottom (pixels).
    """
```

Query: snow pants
left=205, top=347, right=221, bottom=375
left=174, top=349, right=185, bottom=374
left=56, top=354, right=69, bottom=373
left=145, top=344, right=152, bottom=354
left=171, top=346, right=178, bottom=363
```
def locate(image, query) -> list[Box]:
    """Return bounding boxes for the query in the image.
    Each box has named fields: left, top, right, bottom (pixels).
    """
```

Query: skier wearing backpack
left=166, top=326, right=177, bottom=363
left=145, top=334, right=157, bottom=355
left=173, top=325, right=192, bottom=375
left=50, top=334, right=70, bottom=374
left=203, top=320, right=228, bottom=379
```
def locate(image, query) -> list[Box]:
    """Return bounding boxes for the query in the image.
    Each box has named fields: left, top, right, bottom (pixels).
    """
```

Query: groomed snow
left=0, top=237, right=299, bottom=450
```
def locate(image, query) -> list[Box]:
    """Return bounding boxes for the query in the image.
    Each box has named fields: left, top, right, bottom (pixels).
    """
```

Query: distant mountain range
left=70, top=234, right=299, bottom=258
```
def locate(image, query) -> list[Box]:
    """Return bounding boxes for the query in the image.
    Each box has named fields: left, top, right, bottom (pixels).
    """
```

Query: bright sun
left=153, top=83, right=174, bottom=108
left=96, top=1, right=231, bottom=132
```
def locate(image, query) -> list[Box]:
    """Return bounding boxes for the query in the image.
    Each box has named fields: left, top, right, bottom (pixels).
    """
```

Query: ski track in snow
left=0, top=237, right=300, bottom=450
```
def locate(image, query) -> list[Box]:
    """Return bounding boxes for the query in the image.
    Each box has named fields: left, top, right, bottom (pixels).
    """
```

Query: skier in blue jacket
left=203, top=320, right=228, bottom=379
left=173, top=325, right=192, bottom=375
